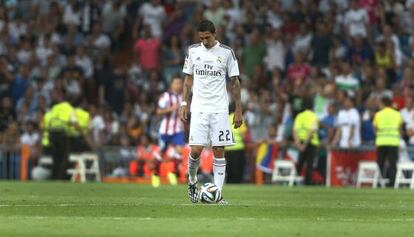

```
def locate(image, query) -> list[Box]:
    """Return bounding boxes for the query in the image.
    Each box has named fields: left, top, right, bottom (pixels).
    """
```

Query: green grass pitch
left=1, top=182, right=414, bottom=237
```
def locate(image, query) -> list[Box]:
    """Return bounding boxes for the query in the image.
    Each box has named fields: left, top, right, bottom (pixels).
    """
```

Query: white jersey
left=183, top=41, right=240, bottom=113
left=158, top=91, right=184, bottom=135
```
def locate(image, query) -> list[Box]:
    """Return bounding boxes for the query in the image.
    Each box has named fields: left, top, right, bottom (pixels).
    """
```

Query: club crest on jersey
left=217, top=56, right=222, bottom=64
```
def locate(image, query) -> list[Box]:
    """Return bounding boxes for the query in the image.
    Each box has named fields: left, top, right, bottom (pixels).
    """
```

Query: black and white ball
left=199, top=183, right=222, bottom=204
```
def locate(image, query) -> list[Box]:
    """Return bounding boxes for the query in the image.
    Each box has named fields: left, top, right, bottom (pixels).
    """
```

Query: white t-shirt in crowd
left=344, top=8, right=369, bottom=37
left=138, top=3, right=166, bottom=38
left=91, top=115, right=105, bottom=144
left=336, top=108, right=361, bottom=148
left=401, top=107, right=414, bottom=144
left=264, top=39, right=285, bottom=71
left=183, top=41, right=239, bottom=113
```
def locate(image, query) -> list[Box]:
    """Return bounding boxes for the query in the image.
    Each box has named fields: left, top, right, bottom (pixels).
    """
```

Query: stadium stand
left=1, top=0, right=414, bottom=187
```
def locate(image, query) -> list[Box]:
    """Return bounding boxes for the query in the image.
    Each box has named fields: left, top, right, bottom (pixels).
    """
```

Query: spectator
left=60, top=55, right=84, bottom=101
left=74, top=46, right=93, bottom=79
left=102, top=0, right=126, bottom=43
left=20, top=121, right=40, bottom=163
left=331, top=95, right=361, bottom=148
left=330, top=36, right=347, bottom=61
left=89, top=104, right=105, bottom=148
left=344, top=0, right=369, bottom=39
left=314, top=82, right=336, bottom=119
left=243, top=30, right=266, bottom=79
left=63, top=0, right=81, bottom=26
left=287, top=51, right=311, bottom=84
left=88, top=22, right=111, bottom=52
left=11, top=64, right=31, bottom=104
left=263, top=27, right=285, bottom=74
left=162, top=35, right=184, bottom=83
left=369, top=70, right=392, bottom=103
left=35, top=34, right=53, bottom=66
left=0, top=96, right=15, bottom=140
left=361, top=97, right=376, bottom=144
left=320, top=102, right=337, bottom=146
left=401, top=96, right=414, bottom=145
left=138, top=0, right=166, bottom=39
left=311, top=21, right=332, bottom=68
left=204, top=0, right=225, bottom=28
left=347, top=35, right=374, bottom=66
left=402, top=5, right=414, bottom=35
left=133, top=25, right=161, bottom=72
left=335, top=60, right=360, bottom=95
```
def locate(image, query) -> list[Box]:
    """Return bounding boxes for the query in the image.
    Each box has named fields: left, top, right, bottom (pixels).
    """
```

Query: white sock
left=188, top=154, right=200, bottom=184
left=213, top=157, right=226, bottom=190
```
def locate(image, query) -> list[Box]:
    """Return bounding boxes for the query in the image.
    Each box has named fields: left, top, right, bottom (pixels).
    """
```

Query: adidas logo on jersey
left=196, top=57, right=201, bottom=61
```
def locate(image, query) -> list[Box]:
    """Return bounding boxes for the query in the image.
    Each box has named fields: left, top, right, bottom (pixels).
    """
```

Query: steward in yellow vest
left=225, top=111, right=248, bottom=183
left=373, top=96, right=402, bottom=186
left=293, top=99, right=319, bottom=185
left=48, top=100, right=75, bottom=180
left=68, top=106, right=91, bottom=153
left=41, top=111, right=52, bottom=155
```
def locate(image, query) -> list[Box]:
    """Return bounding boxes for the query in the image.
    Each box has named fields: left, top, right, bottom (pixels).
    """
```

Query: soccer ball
left=199, top=183, right=222, bottom=204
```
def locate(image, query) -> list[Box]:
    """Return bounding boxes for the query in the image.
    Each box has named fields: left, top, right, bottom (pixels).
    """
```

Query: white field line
left=1, top=203, right=414, bottom=210
left=2, top=216, right=414, bottom=223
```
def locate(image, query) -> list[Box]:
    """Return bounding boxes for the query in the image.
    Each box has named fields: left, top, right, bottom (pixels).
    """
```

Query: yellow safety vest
left=225, top=113, right=247, bottom=151
left=67, top=107, right=91, bottom=137
left=75, top=108, right=90, bottom=135
left=49, top=102, right=75, bottom=132
left=374, top=107, right=401, bottom=146
left=375, top=52, right=392, bottom=69
left=294, top=110, right=319, bottom=146
left=41, top=111, right=51, bottom=147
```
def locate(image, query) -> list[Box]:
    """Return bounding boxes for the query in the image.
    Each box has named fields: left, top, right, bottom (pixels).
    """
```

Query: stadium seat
left=271, top=160, right=303, bottom=186
left=394, top=162, right=414, bottom=189
left=67, top=153, right=101, bottom=183
left=356, top=161, right=388, bottom=188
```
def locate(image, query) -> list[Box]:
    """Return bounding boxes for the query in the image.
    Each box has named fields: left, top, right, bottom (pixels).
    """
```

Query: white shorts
left=189, top=112, right=235, bottom=147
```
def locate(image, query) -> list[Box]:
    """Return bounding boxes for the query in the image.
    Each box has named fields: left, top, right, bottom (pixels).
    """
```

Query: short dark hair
left=197, top=20, right=215, bottom=33
left=381, top=96, right=392, bottom=106
left=302, top=97, right=314, bottom=110
left=344, top=93, right=356, bottom=105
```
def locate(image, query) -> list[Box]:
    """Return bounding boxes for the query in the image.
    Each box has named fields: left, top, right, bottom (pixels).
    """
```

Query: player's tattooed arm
left=230, top=76, right=243, bottom=129
left=180, top=74, right=193, bottom=123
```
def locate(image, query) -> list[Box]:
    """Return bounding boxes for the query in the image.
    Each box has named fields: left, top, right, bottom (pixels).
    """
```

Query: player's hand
left=233, top=110, right=243, bottom=129
left=180, top=105, right=188, bottom=123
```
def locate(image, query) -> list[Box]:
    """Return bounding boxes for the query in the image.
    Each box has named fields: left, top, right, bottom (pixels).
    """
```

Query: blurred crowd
left=2, top=0, right=414, bottom=179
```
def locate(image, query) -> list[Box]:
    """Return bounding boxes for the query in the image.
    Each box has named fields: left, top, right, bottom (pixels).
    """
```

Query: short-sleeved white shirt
left=138, top=3, right=166, bottom=38
left=344, top=9, right=369, bottom=37
left=183, top=41, right=239, bottom=113
left=401, top=107, right=414, bottom=144
left=336, top=108, right=361, bottom=148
